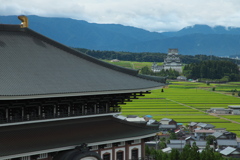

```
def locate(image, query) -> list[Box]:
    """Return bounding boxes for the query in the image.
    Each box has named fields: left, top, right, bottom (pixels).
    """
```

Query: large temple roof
left=0, top=23, right=165, bottom=99
left=0, top=115, right=159, bottom=158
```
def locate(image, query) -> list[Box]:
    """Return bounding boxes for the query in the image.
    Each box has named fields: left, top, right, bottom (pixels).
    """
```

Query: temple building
left=152, top=49, right=183, bottom=73
left=0, top=16, right=166, bottom=160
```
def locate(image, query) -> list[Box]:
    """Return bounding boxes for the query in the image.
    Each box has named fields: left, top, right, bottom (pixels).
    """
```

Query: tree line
left=141, top=66, right=180, bottom=79
left=183, top=60, right=240, bottom=81
left=75, top=48, right=240, bottom=64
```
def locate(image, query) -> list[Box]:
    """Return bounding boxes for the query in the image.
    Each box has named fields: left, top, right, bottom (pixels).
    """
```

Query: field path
left=166, top=98, right=240, bottom=125
left=166, top=98, right=206, bottom=113
left=209, top=113, right=240, bottom=125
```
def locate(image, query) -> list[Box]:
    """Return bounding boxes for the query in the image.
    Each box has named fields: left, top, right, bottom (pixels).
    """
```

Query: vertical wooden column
left=141, top=139, right=145, bottom=159
left=94, top=104, right=97, bottom=114
left=82, top=104, right=86, bottom=115
left=38, top=106, right=41, bottom=116
left=54, top=105, right=56, bottom=117
left=68, top=106, right=70, bottom=116
left=106, top=103, right=108, bottom=113
left=112, top=145, right=115, bottom=160
left=6, top=108, right=8, bottom=121
left=125, top=142, right=130, bottom=160
left=22, top=107, right=24, bottom=120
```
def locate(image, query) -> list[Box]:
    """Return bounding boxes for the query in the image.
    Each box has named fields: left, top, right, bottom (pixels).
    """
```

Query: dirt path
left=209, top=113, right=240, bottom=125
left=167, top=98, right=240, bottom=125
left=166, top=98, right=206, bottom=113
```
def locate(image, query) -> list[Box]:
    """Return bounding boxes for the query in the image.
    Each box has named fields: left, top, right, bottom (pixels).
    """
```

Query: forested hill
left=76, top=48, right=240, bottom=64
left=2, top=15, right=240, bottom=56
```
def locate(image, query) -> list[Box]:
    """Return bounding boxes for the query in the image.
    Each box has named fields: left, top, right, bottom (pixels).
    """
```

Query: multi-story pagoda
left=152, top=49, right=182, bottom=73
left=0, top=16, right=166, bottom=160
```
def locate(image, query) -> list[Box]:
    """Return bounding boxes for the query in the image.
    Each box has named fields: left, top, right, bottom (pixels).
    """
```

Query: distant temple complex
left=152, top=49, right=183, bottom=73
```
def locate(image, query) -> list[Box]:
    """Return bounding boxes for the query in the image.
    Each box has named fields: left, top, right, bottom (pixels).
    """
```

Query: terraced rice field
left=120, top=81, right=240, bottom=137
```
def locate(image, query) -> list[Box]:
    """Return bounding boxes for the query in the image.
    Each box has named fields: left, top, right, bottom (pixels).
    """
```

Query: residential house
left=196, top=123, right=215, bottom=130
left=211, top=131, right=236, bottom=140
left=219, top=147, right=240, bottom=158
left=228, top=105, right=240, bottom=115
left=194, top=129, right=215, bottom=140
left=217, top=139, right=238, bottom=149
left=159, top=124, right=177, bottom=132
left=160, top=118, right=177, bottom=125
left=167, top=140, right=186, bottom=152
left=188, top=122, right=198, bottom=132
left=190, top=141, right=207, bottom=150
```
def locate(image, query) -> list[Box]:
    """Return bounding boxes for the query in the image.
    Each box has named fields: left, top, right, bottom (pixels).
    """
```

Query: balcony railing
left=0, top=109, right=120, bottom=124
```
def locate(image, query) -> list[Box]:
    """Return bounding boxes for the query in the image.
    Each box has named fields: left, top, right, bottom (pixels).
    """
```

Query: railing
left=0, top=109, right=120, bottom=124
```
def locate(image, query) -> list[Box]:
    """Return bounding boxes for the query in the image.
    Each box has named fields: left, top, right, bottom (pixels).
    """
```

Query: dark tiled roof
left=0, top=24, right=165, bottom=99
left=217, top=139, right=238, bottom=146
left=0, top=115, right=159, bottom=157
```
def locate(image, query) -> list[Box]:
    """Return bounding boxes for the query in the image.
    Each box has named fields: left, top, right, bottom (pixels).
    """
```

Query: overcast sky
left=1, top=0, right=240, bottom=32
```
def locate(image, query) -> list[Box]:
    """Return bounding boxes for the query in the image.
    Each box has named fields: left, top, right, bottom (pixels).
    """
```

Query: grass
left=120, top=81, right=240, bottom=137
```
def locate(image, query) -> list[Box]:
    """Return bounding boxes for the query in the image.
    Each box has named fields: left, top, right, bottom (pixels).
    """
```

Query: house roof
left=204, top=124, right=215, bottom=128
left=220, top=147, right=236, bottom=156
left=228, top=105, right=240, bottom=109
left=167, top=144, right=186, bottom=149
left=0, top=115, right=159, bottom=158
left=211, top=132, right=223, bottom=138
left=185, top=136, right=197, bottom=141
left=197, top=123, right=207, bottom=127
left=190, top=141, right=206, bottom=146
left=162, top=147, right=172, bottom=153
left=189, top=122, right=197, bottom=126
left=126, top=117, right=146, bottom=122
left=161, top=118, right=172, bottom=121
left=159, top=124, right=176, bottom=129
left=217, top=139, right=238, bottom=146
left=170, top=140, right=185, bottom=144
left=194, top=130, right=215, bottom=133
left=0, top=23, right=165, bottom=100
left=145, top=115, right=153, bottom=118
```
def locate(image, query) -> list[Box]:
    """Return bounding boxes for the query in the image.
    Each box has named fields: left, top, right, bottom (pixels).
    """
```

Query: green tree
left=160, top=137, right=166, bottom=142
left=180, top=144, right=191, bottom=160
left=159, top=141, right=167, bottom=149
left=183, top=60, right=240, bottom=81
left=190, top=142, right=200, bottom=160
left=169, top=132, right=177, bottom=140
left=169, top=148, right=180, bottom=160
left=145, top=145, right=151, bottom=158
left=205, top=135, right=216, bottom=145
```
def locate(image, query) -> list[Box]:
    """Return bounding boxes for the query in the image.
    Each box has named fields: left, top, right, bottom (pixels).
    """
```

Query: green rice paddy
left=103, top=60, right=160, bottom=70
left=120, top=81, right=240, bottom=137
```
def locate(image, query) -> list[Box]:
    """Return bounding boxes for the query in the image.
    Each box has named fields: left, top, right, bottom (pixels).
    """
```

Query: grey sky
left=1, top=0, right=240, bottom=32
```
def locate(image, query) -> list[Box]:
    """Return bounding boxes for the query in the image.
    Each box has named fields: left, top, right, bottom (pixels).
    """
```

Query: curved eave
left=0, top=132, right=157, bottom=160
left=0, top=85, right=165, bottom=100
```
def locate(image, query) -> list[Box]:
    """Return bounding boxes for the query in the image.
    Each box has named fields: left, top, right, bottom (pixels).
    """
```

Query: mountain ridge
left=1, top=15, right=240, bottom=56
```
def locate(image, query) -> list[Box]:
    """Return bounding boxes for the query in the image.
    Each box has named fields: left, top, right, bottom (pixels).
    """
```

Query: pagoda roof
left=0, top=115, right=159, bottom=159
left=0, top=23, right=165, bottom=100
